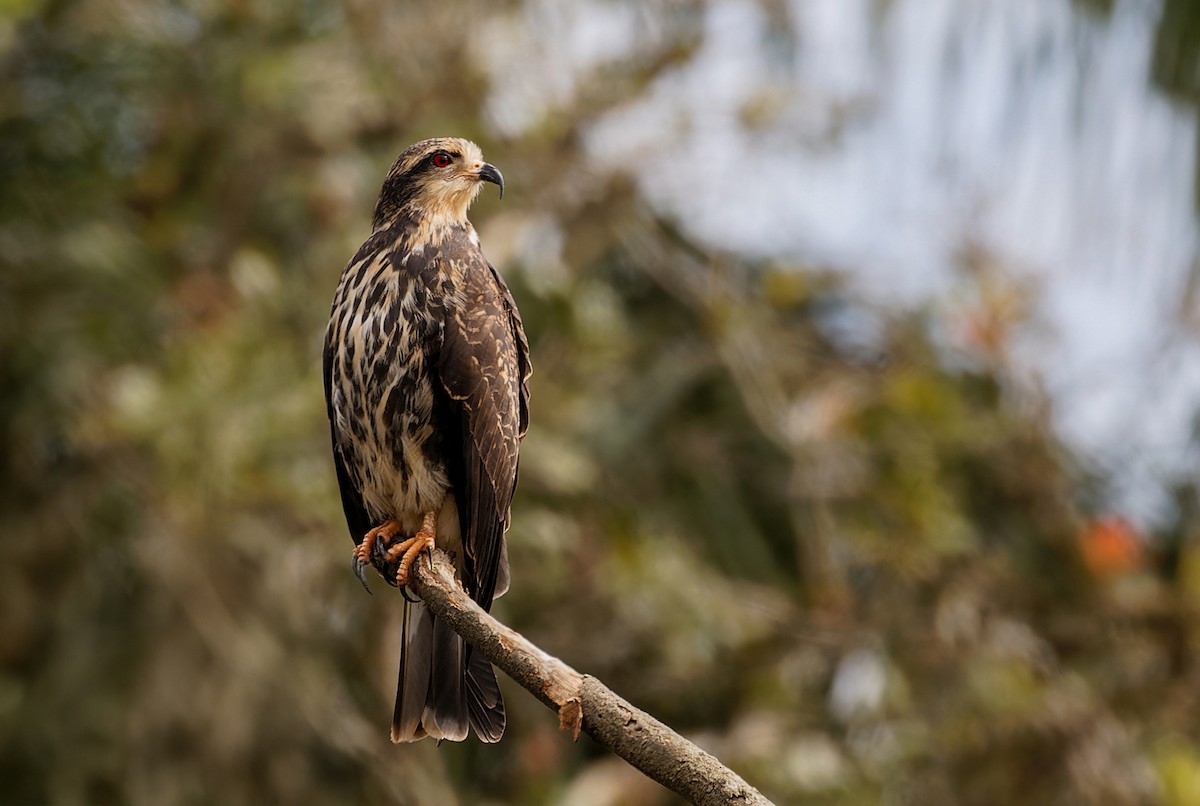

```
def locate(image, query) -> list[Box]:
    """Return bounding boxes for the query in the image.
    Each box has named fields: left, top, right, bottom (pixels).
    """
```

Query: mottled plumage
left=323, top=138, right=530, bottom=743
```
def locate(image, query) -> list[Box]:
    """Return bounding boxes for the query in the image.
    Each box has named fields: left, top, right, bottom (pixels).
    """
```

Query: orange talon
left=353, top=519, right=404, bottom=593
left=385, top=512, right=437, bottom=587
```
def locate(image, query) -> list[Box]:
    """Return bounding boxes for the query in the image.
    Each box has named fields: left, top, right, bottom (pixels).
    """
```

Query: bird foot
left=353, top=519, right=405, bottom=594
left=385, top=513, right=437, bottom=588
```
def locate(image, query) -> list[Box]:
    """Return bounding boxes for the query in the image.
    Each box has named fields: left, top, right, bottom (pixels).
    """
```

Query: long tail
left=390, top=600, right=505, bottom=743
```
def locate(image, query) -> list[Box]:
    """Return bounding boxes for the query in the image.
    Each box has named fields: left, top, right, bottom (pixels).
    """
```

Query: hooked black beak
left=478, top=163, right=504, bottom=199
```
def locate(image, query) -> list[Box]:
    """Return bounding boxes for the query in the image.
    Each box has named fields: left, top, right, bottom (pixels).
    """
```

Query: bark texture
left=406, top=549, right=773, bottom=806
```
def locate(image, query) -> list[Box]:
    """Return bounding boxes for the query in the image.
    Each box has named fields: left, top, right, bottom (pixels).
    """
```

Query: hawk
left=323, top=138, right=531, bottom=743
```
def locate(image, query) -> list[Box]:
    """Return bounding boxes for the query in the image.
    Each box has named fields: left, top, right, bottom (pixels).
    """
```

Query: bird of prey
left=323, top=137, right=531, bottom=743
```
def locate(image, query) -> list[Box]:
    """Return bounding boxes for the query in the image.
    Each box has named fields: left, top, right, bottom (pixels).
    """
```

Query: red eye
left=431, top=153, right=452, bottom=168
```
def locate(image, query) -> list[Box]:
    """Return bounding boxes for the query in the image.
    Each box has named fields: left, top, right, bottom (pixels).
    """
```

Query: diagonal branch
left=407, top=549, right=773, bottom=806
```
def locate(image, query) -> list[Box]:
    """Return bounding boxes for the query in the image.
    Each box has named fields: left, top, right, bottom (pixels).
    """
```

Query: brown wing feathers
left=438, top=256, right=527, bottom=612
left=323, top=326, right=374, bottom=548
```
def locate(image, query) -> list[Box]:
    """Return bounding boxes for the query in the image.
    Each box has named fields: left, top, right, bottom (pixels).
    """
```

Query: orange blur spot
left=1079, top=515, right=1144, bottom=578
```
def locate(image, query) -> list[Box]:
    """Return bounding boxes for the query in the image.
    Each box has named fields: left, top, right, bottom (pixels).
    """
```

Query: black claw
left=371, top=539, right=403, bottom=588
left=354, top=556, right=373, bottom=595
left=373, top=537, right=392, bottom=563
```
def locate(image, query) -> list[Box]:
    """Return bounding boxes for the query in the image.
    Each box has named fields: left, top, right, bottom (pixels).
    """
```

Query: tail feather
left=391, top=601, right=504, bottom=743
left=391, top=600, right=433, bottom=742
left=466, top=649, right=505, bottom=742
left=422, top=613, right=467, bottom=740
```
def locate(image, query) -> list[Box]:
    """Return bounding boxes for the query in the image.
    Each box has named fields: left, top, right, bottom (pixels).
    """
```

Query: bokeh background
left=4, top=0, right=1200, bottom=803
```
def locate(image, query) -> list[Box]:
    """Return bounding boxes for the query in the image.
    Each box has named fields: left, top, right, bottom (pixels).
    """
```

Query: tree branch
left=407, top=549, right=773, bottom=806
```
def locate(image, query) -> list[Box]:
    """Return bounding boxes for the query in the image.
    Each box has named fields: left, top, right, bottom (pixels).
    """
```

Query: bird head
left=373, top=137, right=504, bottom=230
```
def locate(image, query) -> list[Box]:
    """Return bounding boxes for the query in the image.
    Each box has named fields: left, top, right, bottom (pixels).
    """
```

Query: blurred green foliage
left=2, top=1, right=1199, bottom=804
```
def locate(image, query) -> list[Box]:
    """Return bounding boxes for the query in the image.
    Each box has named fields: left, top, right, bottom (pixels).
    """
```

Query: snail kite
left=323, top=138, right=530, bottom=743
